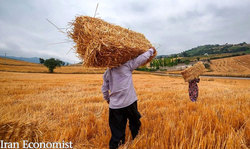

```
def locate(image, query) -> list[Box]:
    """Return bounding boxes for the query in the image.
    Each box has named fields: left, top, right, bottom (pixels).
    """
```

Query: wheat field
left=0, top=71, right=249, bottom=148
left=168, top=55, right=250, bottom=78
left=206, top=55, right=250, bottom=77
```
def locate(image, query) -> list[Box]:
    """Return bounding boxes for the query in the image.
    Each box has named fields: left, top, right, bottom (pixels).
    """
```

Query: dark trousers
left=109, top=101, right=141, bottom=149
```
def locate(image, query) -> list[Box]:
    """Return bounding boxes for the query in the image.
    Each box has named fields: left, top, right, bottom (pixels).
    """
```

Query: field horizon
left=1, top=54, right=250, bottom=78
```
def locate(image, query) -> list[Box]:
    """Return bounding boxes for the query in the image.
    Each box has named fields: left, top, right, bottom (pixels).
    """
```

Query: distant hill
left=179, top=42, right=250, bottom=57
left=157, top=42, right=250, bottom=58
left=0, top=56, right=40, bottom=63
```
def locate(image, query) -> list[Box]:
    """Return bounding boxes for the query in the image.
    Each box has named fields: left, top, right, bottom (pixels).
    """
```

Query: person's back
left=102, top=48, right=155, bottom=149
left=102, top=60, right=139, bottom=109
left=102, top=48, right=155, bottom=108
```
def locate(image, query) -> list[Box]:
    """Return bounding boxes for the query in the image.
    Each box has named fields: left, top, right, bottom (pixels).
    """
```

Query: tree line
left=150, top=57, right=190, bottom=69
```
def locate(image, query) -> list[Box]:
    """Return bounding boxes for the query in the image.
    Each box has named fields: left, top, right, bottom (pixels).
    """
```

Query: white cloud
left=0, top=0, right=250, bottom=63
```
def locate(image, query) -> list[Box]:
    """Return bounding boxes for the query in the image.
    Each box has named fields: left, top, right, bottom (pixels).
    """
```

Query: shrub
left=204, top=63, right=210, bottom=69
left=184, top=60, right=190, bottom=65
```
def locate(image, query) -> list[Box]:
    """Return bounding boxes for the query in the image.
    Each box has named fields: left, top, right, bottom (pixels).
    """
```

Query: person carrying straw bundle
left=68, top=16, right=157, bottom=149
left=181, top=62, right=205, bottom=102
left=102, top=48, right=156, bottom=149
left=188, top=78, right=200, bottom=102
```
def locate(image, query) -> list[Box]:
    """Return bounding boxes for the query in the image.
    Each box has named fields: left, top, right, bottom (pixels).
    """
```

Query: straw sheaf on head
left=181, top=62, right=206, bottom=82
left=68, top=16, right=156, bottom=68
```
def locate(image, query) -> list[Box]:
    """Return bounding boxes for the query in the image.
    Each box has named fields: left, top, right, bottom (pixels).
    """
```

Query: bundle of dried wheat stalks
left=68, top=16, right=156, bottom=68
left=181, top=62, right=206, bottom=82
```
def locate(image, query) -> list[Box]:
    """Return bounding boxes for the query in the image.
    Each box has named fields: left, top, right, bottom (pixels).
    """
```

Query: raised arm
left=101, top=70, right=110, bottom=101
left=127, top=48, right=156, bottom=71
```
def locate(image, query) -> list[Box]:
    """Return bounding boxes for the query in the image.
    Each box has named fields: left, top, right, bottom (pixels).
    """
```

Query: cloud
left=0, top=0, right=250, bottom=63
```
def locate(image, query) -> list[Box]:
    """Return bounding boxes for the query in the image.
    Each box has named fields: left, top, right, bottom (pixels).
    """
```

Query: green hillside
left=179, top=42, right=250, bottom=57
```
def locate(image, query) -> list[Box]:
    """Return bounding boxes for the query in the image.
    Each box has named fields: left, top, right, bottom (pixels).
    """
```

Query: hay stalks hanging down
left=181, top=62, right=206, bottom=82
left=68, top=16, right=157, bottom=68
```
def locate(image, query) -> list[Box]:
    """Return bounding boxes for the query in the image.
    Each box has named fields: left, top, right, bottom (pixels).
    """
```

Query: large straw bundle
left=68, top=16, right=157, bottom=68
left=181, top=62, right=206, bottom=82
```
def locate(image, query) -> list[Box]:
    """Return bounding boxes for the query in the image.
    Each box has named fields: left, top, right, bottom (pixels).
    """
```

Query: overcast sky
left=0, top=0, right=250, bottom=63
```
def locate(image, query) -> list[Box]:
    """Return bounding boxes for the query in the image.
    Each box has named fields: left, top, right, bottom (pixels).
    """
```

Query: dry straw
left=181, top=62, right=206, bottom=82
left=68, top=16, right=157, bottom=68
left=0, top=121, right=42, bottom=141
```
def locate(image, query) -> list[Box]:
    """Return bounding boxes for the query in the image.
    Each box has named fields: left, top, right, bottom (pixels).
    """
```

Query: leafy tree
left=182, top=52, right=189, bottom=57
left=156, top=62, right=160, bottom=70
left=153, top=59, right=160, bottom=69
left=150, top=61, right=153, bottom=67
left=184, top=60, right=190, bottom=65
left=239, top=42, right=246, bottom=46
left=163, top=57, right=173, bottom=67
left=172, top=54, right=177, bottom=58
left=61, top=61, right=65, bottom=66
left=176, top=58, right=181, bottom=63
left=43, top=58, right=63, bottom=73
left=152, top=60, right=156, bottom=68
left=159, top=59, right=164, bottom=67
left=169, top=58, right=174, bottom=66
left=65, top=62, right=70, bottom=66
left=152, top=59, right=160, bottom=69
left=39, top=58, right=45, bottom=64
left=163, top=58, right=168, bottom=66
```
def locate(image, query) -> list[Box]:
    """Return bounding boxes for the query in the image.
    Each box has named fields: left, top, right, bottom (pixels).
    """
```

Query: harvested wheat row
left=68, top=16, right=157, bottom=68
left=181, top=62, right=206, bottom=82
left=0, top=121, right=42, bottom=142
